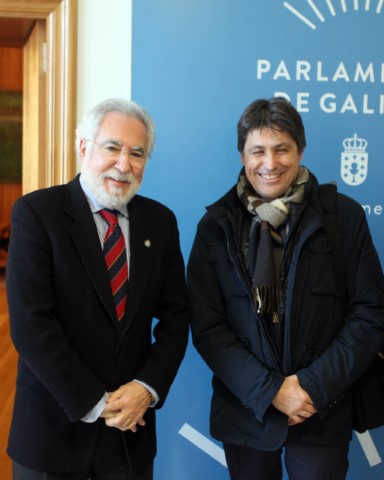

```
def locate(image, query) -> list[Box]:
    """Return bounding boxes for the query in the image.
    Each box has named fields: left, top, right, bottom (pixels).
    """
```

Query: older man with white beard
left=6, top=98, right=190, bottom=480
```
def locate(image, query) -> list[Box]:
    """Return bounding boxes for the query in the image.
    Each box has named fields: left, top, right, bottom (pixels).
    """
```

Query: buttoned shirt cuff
left=133, top=379, right=159, bottom=407
left=81, top=392, right=109, bottom=423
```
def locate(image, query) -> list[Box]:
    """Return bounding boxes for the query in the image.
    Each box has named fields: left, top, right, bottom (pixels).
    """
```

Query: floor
left=0, top=265, right=17, bottom=480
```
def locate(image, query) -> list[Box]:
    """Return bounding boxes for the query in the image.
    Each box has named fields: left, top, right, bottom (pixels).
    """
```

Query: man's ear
left=78, top=138, right=88, bottom=162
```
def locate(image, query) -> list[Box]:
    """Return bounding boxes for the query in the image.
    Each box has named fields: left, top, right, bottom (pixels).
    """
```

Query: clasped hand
left=272, top=375, right=317, bottom=426
left=99, top=381, right=152, bottom=432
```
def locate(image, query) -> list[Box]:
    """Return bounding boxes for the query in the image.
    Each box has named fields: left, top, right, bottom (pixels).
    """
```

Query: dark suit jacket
left=6, top=175, right=190, bottom=473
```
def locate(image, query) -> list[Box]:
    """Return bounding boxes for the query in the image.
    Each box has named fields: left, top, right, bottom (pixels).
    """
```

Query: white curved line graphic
left=283, top=2, right=317, bottom=29
left=307, top=0, right=325, bottom=20
left=179, top=423, right=383, bottom=469
left=326, top=0, right=337, bottom=15
left=178, top=423, right=227, bottom=467
left=284, top=0, right=383, bottom=28
left=355, top=431, right=382, bottom=467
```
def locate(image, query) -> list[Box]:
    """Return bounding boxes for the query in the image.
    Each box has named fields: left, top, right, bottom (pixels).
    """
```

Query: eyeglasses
left=86, top=140, right=147, bottom=165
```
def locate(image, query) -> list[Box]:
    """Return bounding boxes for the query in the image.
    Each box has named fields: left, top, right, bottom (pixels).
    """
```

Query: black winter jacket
left=188, top=172, right=384, bottom=450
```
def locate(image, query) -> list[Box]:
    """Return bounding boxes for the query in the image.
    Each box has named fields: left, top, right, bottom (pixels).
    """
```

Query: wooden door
left=0, top=0, right=78, bottom=193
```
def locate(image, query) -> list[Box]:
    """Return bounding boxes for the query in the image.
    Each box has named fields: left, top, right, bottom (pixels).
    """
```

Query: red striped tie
left=99, top=209, right=128, bottom=321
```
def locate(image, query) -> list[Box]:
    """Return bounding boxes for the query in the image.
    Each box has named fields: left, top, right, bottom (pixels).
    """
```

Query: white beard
left=81, top=164, right=141, bottom=209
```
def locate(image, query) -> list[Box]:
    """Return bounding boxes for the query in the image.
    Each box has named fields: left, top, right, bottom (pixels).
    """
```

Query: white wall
left=76, top=0, right=132, bottom=124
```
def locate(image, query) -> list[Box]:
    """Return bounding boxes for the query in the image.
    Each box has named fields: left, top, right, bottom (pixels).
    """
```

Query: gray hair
left=75, top=98, right=156, bottom=161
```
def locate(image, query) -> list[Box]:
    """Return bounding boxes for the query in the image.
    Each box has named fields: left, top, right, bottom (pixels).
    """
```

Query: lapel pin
left=144, top=239, right=151, bottom=248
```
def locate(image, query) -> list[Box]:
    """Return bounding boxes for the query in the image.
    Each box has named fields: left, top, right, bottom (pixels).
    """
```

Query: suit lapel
left=64, top=176, right=118, bottom=327
left=123, top=196, right=154, bottom=333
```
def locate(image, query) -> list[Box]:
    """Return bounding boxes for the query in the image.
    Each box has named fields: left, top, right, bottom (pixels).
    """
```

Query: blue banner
left=132, top=1, right=384, bottom=478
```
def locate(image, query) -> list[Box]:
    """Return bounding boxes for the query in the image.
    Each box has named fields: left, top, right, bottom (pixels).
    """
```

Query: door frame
left=0, top=0, right=77, bottom=192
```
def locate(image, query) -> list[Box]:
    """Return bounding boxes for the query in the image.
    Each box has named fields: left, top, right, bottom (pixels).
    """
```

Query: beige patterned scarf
left=237, top=166, right=309, bottom=321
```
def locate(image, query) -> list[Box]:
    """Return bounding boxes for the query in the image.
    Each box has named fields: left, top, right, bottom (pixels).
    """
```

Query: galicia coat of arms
left=341, top=134, right=368, bottom=186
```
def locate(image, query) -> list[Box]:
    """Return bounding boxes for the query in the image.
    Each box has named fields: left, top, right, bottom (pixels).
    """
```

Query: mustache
left=103, top=169, right=135, bottom=183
